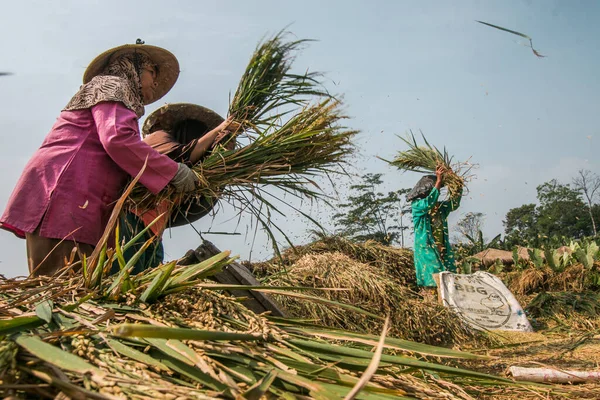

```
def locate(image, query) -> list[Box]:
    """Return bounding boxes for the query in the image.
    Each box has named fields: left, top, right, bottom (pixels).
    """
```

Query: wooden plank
left=181, top=241, right=287, bottom=317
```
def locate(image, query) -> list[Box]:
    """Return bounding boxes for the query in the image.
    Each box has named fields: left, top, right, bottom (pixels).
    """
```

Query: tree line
left=331, top=170, right=600, bottom=252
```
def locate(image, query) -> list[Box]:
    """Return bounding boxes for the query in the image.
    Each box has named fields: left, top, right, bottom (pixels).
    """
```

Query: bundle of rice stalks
left=547, top=264, right=588, bottom=292
left=259, top=252, right=484, bottom=347
left=228, top=31, right=327, bottom=128
left=128, top=31, right=357, bottom=256
left=385, top=131, right=474, bottom=198
left=252, top=235, right=417, bottom=289
left=0, top=253, right=534, bottom=400
left=550, top=263, right=600, bottom=292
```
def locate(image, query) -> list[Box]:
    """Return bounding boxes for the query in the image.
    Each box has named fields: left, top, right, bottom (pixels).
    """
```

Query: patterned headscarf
left=63, top=52, right=156, bottom=118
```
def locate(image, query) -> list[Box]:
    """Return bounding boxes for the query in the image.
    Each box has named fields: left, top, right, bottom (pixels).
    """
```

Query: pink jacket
left=0, top=102, right=178, bottom=246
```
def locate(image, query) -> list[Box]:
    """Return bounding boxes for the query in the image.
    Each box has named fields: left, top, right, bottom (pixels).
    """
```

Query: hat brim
left=83, top=44, right=179, bottom=104
left=142, top=103, right=225, bottom=137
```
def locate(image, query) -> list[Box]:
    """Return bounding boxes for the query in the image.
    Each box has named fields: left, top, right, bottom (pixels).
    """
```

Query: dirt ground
left=455, top=329, right=600, bottom=399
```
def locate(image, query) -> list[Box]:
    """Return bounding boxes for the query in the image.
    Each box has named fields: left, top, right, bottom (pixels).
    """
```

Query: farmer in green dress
left=408, top=167, right=462, bottom=291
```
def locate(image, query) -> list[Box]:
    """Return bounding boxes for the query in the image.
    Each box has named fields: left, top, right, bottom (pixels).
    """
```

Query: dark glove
left=170, top=163, right=198, bottom=193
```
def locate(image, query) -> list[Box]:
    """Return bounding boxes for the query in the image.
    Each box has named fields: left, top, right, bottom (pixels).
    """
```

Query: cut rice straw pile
left=0, top=250, right=539, bottom=399
left=252, top=234, right=417, bottom=288
left=258, top=251, right=485, bottom=346
left=384, top=131, right=475, bottom=198
left=0, top=216, right=583, bottom=399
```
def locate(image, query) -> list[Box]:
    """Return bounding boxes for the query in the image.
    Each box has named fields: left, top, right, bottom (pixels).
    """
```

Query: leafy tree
left=503, top=179, right=593, bottom=247
left=332, top=173, right=410, bottom=246
left=503, top=204, right=539, bottom=247
left=593, top=204, right=600, bottom=235
left=536, top=179, right=590, bottom=241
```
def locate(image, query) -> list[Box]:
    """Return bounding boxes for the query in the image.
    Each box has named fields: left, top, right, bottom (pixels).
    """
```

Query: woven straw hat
left=142, top=103, right=225, bottom=137
left=83, top=41, right=180, bottom=104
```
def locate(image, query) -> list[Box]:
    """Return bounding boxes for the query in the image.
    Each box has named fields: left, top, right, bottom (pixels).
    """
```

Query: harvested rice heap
left=253, top=235, right=416, bottom=287
left=0, top=251, right=525, bottom=400
left=252, top=236, right=486, bottom=347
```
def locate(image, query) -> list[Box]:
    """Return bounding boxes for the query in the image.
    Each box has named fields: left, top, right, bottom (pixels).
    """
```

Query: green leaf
left=166, top=250, right=231, bottom=288
left=198, top=284, right=346, bottom=292
left=89, top=243, right=107, bottom=289
left=140, top=260, right=176, bottom=303
left=288, top=338, right=510, bottom=381
left=488, top=234, right=502, bottom=249
left=544, top=249, right=561, bottom=272
left=35, top=300, right=54, bottom=324
left=144, top=338, right=195, bottom=366
left=476, top=20, right=531, bottom=39
left=23, top=367, right=112, bottom=400
left=512, top=247, right=520, bottom=267
left=106, top=339, right=169, bottom=371
left=151, top=349, right=228, bottom=392
left=287, top=326, right=487, bottom=359
left=587, top=241, right=599, bottom=261
left=112, top=324, right=264, bottom=342
left=14, top=334, right=100, bottom=374
left=242, top=369, right=278, bottom=399
left=105, top=261, right=131, bottom=298
left=528, top=248, right=544, bottom=269
left=122, top=212, right=166, bottom=252
left=61, top=293, right=94, bottom=313
left=270, top=367, right=342, bottom=400
left=0, top=316, right=45, bottom=336
left=343, top=316, right=389, bottom=400
left=260, top=289, right=383, bottom=320
left=319, top=380, right=410, bottom=399
left=145, top=338, right=230, bottom=391
left=575, top=248, right=592, bottom=269
left=114, top=221, right=127, bottom=271
left=476, top=20, right=546, bottom=58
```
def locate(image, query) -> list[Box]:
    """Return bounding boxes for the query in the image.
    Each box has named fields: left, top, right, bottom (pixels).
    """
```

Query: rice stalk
left=476, top=20, right=545, bottom=58
left=129, top=98, right=357, bottom=257
left=384, top=131, right=474, bottom=198
left=525, top=291, right=600, bottom=320
left=228, top=29, right=330, bottom=130
left=128, top=29, right=358, bottom=256
left=252, top=234, right=416, bottom=288
left=0, top=226, right=558, bottom=400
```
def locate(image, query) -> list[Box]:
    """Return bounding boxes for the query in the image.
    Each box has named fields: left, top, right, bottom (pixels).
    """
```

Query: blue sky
left=1, top=0, right=598, bottom=277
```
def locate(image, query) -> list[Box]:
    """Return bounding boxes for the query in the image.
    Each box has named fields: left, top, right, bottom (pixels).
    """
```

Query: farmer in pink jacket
left=0, top=41, right=198, bottom=276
